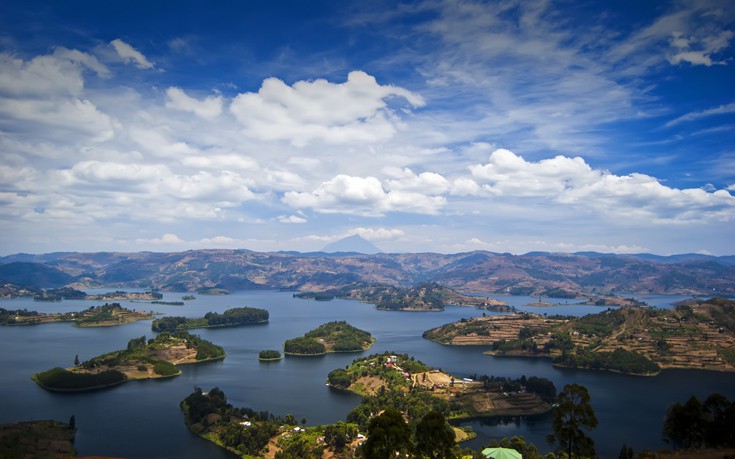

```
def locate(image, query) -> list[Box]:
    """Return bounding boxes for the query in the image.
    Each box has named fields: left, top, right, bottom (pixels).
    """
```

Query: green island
left=295, top=282, right=513, bottom=312
left=423, top=297, right=735, bottom=375
left=0, top=303, right=154, bottom=327
left=258, top=349, right=282, bottom=361
left=198, top=288, right=231, bottom=295
left=32, top=331, right=225, bottom=392
left=151, top=307, right=269, bottom=332
left=284, top=321, right=375, bottom=356
left=328, top=352, right=554, bottom=426
left=0, top=419, right=76, bottom=459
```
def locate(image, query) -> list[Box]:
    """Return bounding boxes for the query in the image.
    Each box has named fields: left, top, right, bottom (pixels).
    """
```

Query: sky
left=0, top=0, right=733, bottom=256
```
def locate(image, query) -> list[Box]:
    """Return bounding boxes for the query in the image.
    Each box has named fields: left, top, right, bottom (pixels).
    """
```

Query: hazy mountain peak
left=322, top=235, right=382, bottom=254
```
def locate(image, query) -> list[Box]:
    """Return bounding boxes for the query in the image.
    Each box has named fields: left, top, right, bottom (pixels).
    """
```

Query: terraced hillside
left=424, top=298, right=735, bottom=374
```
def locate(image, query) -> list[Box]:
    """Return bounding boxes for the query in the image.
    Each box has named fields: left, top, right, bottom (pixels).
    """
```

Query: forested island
left=258, top=349, right=282, bottom=361
left=284, top=321, right=375, bottom=356
left=151, top=307, right=269, bottom=332
left=423, top=297, right=735, bottom=375
left=0, top=303, right=153, bottom=327
left=32, top=331, right=225, bottom=391
left=295, top=282, right=512, bottom=312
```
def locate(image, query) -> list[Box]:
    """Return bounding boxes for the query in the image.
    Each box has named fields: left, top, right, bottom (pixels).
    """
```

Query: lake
left=1, top=290, right=733, bottom=458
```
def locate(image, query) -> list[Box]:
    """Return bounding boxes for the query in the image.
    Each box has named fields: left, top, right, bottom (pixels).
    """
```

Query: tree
left=74, top=354, right=80, bottom=366
left=548, top=384, right=598, bottom=458
left=363, top=408, right=413, bottom=459
left=414, top=410, right=456, bottom=459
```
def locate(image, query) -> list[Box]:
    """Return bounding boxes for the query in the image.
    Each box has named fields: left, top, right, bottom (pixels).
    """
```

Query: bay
left=1, top=290, right=733, bottom=458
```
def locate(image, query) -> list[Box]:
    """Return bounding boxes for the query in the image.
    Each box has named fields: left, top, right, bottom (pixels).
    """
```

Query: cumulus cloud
left=0, top=49, right=114, bottom=142
left=230, top=71, right=424, bottom=146
left=282, top=174, right=446, bottom=216
left=469, top=149, right=735, bottom=223
left=110, top=39, right=154, bottom=69
left=165, top=87, right=223, bottom=120
left=384, top=168, right=450, bottom=194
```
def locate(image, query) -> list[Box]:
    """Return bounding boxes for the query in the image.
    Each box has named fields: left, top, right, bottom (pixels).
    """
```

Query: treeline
left=32, top=367, right=126, bottom=391
left=663, top=392, right=735, bottom=449
left=473, top=374, right=557, bottom=403
left=554, top=347, right=660, bottom=375
left=258, top=350, right=281, bottom=360
left=284, top=337, right=326, bottom=355
left=151, top=307, right=269, bottom=332
left=33, top=287, right=87, bottom=301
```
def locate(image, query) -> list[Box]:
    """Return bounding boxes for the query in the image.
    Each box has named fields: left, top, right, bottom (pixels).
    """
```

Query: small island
left=32, top=331, right=225, bottom=392
left=151, top=307, right=269, bottom=331
left=284, top=321, right=375, bottom=356
left=423, top=297, right=735, bottom=375
left=0, top=303, right=154, bottom=327
left=258, top=349, right=282, bottom=361
left=295, top=282, right=513, bottom=312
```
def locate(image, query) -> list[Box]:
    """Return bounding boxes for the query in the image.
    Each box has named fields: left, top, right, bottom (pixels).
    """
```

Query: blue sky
left=0, top=0, right=733, bottom=255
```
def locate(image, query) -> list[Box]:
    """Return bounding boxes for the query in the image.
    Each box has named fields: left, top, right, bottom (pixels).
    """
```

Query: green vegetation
left=1, top=303, right=152, bottom=327
left=284, top=336, right=326, bottom=355
left=663, top=392, right=735, bottom=449
left=258, top=349, right=282, bottom=360
left=285, top=321, right=374, bottom=355
left=549, top=383, right=598, bottom=459
left=292, top=292, right=335, bottom=301
left=0, top=420, right=77, bottom=459
left=32, top=331, right=224, bottom=391
left=32, top=287, right=87, bottom=301
left=32, top=367, right=127, bottom=391
left=151, top=300, right=185, bottom=305
left=554, top=347, right=660, bottom=375
left=151, top=306, right=269, bottom=331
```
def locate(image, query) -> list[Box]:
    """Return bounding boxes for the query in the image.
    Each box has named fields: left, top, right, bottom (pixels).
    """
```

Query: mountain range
left=1, top=249, right=734, bottom=296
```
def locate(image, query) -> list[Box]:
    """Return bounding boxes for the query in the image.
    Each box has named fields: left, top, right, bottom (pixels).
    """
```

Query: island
left=151, top=307, right=269, bottom=331
left=423, top=297, right=735, bottom=375
left=258, top=349, right=282, bottom=361
left=0, top=419, right=76, bottom=459
left=284, top=321, right=375, bottom=356
left=0, top=303, right=154, bottom=327
left=327, top=352, right=554, bottom=427
left=295, top=282, right=513, bottom=312
left=32, top=331, right=225, bottom=392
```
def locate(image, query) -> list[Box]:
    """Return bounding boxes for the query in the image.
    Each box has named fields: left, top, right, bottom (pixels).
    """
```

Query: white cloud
left=350, top=227, right=405, bottom=240
left=384, top=168, right=450, bottom=194
left=282, top=174, right=446, bottom=216
left=666, top=102, right=735, bottom=127
left=135, top=233, right=184, bottom=245
left=181, top=154, right=259, bottom=171
left=110, top=39, right=154, bottom=69
left=469, top=148, right=735, bottom=223
left=230, top=71, right=425, bottom=146
left=277, top=214, right=307, bottom=224
left=165, top=87, right=223, bottom=120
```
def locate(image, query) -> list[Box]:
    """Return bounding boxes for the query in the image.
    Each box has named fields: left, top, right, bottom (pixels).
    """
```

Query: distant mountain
left=322, top=235, right=382, bottom=254
left=0, top=262, right=75, bottom=288
left=1, top=249, right=734, bottom=296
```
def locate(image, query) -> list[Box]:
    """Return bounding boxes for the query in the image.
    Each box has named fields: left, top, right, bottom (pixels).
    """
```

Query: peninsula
left=327, top=352, right=554, bottom=425
left=284, top=321, right=375, bottom=356
left=423, top=297, right=735, bottom=375
left=295, top=282, right=512, bottom=312
left=150, top=306, right=269, bottom=331
left=32, top=331, right=225, bottom=391
left=0, top=303, right=153, bottom=327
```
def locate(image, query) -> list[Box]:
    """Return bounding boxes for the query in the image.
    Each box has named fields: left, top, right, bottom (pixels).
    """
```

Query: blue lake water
left=1, top=290, right=733, bottom=458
